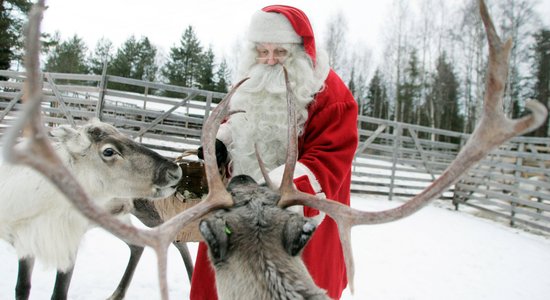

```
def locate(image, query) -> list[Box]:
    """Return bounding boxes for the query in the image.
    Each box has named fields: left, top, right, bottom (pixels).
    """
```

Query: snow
left=1, top=128, right=549, bottom=299
left=1, top=194, right=549, bottom=300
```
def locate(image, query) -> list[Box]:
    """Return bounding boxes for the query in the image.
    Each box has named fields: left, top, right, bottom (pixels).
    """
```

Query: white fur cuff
left=267, top=161, right=322, bottom=193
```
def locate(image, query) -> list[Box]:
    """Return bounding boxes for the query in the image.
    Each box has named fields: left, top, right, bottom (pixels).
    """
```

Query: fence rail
left=1, top=70, right=549, bottom=233
left=0, top=70, right=225, bottom=156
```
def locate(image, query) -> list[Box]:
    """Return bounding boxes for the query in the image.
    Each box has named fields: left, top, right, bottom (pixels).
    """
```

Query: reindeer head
left=200, top=174, right=318, bottom=266
left=198, top=174, right=324, bottom=298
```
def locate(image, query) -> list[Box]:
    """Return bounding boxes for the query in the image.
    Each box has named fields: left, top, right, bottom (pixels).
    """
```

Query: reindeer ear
left=49, top=125, right=78, bottom=140
left=49, top=125, right=92, bottom=156
left=282, top=215, right=317, bottom=256
left=199, top=218, right=230, bottom=264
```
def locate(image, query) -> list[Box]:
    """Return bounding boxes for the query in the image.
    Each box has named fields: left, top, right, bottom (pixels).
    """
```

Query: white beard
left=227, top=48, right=326, bottom=181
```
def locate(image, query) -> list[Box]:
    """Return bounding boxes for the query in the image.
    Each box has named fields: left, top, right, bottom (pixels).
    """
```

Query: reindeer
left=5, top=0, right=547, bottom=299
left=0, top=119, right=183, bottom=300
left=10, top=156, right=206, bottom=300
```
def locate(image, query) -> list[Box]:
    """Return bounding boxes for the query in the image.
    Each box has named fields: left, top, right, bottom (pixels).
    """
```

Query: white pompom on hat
left=247, top=10, right=302, bottom=44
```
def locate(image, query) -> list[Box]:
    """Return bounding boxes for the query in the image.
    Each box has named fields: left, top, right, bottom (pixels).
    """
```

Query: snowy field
left=1, top=122, right=549, bottom=299
left=1, top=194, right=549, bottom=300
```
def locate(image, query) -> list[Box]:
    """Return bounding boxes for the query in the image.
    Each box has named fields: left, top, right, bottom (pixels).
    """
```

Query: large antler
left=276, top=0, right=548, bottom=294
left=3, top=2, right=245, bottom=298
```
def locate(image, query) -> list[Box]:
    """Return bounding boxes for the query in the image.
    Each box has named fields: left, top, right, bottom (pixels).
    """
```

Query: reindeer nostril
left=168, top=165, right=183, bottom=182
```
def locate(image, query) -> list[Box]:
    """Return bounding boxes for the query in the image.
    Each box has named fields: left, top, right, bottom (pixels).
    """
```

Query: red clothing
left=263, top=5, right=317, bottom=66
left=190, top=70, right=358, bottom=299
left=190, top=5, right=358, bottom=299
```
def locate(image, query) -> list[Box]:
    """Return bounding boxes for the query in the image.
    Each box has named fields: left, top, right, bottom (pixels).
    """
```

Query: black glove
left=197, top=139, right=228, bottom=167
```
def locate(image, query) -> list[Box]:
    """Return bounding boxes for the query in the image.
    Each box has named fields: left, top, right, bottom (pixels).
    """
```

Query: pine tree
left=528, top=29, right=550, bottom=137
left=162, top=26, right=203, bottom=94
left=88, top=38, right=114, bottom=75
left=197, top=47, right=216, bottom=92
left=427, top=53, right=462, bottom=142
left=214, top=58, right=230, bottom=94
left=365, top=69, right=389, bottom=120
left=135, top=37, right=157, bottom=83
left=0, top=0, right=32, bottom=75
left=398, top=48, right=421, bottom=124
left=44, top=35, right=89, bottom=74
left=108, top=36, right=158, bottom=92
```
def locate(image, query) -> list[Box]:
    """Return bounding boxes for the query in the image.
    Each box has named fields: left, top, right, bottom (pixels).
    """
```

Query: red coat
left=190, top=70, right=358, bottom=299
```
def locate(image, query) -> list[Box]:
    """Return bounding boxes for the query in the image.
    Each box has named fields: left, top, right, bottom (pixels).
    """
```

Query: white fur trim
left=265, top=162, right=326, bottom=223
left=294, top=162, right=322, bottom=193
left=248, top=11, right=302, bottom=44
left=264, top=161, right=320, bottom=193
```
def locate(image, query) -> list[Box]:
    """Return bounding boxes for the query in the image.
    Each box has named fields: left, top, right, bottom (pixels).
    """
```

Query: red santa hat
left=248, top=5, right=317, bottom=65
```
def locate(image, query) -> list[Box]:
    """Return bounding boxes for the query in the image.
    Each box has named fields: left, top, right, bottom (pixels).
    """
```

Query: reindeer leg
left=172, top=241, right=194, bottom=282
left=107, top=244, right=145, bottom=300
left=51, top=265, right=74, bottom=300
left=15, top=257, right=34, bottom=300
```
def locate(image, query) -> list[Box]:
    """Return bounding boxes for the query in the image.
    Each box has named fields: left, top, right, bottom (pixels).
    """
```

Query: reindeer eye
left=100, top=144, right=122, bottom=161
left=103, top=148, right=114, bottom=156
left=103, top=148, right=115, bottom=157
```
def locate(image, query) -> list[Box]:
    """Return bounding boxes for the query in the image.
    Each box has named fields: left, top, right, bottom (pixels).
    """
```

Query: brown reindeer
left=5, top=0, right=547, bottom=299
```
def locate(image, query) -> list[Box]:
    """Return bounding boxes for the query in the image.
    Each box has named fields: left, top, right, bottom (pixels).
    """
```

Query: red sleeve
left=298, top=70, right=358, bottom=204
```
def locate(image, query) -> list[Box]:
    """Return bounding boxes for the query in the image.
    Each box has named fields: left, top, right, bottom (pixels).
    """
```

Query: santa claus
left=191, top=5, right=358, bottom=300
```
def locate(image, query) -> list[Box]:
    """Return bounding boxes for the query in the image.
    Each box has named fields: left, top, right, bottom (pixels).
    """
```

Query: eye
left=275, top=48, right=287, bottom=57
left=101, top=145, right=120, bottom=160
left=103, top=148, right=115, bottom=157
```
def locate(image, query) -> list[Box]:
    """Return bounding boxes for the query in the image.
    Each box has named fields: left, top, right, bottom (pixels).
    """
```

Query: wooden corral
left=1, top=70, right=549, bottom=233
left=453, top=138, right=550, bottom=233
left=0, top=70, right=226, bottom=158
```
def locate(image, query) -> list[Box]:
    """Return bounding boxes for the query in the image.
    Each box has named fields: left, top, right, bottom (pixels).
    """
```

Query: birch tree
left=495, top=0, right=540, bottom=118
left=323, top=10, right=349, bottom=79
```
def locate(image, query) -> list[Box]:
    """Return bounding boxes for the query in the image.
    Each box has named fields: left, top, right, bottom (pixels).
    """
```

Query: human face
left=255, top=43, right=289, bottom=65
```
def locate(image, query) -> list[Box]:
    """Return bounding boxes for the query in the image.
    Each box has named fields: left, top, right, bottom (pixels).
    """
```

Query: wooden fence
left=0, top=70, right=225, bottom=157
left=354, top=115, right=550, bottom=234
left=1, top=70, right=549, bottom=233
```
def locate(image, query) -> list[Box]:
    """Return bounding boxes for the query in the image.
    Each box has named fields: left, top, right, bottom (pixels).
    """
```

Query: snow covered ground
left=1, top=194, right=549, bottom=300
left=1, top=122, right=549, bottom=299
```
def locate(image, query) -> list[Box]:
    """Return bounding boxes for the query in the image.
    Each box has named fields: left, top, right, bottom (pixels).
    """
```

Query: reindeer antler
left=276, top=0, right=548, bottom=293
left=3, top=1, right=248, bottom=297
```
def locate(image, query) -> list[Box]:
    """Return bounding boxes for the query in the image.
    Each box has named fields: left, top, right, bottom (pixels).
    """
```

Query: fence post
left=95, top=59, right=108, bottom=121
left=389, top=124, right=402, bottom=201
left=510, top=142, right=525, bottom=227
left=139, top=86, right=149, bottom=143
left=44, top=73, right=76, bottom=127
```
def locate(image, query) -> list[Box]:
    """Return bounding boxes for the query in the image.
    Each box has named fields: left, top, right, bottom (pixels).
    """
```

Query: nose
left=266, top=53, right=278, bottom=65
left=167, top=165, right=183, bottom=186
left=156, top=163, right=183, bottom=187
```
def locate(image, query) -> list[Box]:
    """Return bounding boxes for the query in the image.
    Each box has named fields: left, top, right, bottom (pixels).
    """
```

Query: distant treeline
left=1, top=0, right=549, bottom=137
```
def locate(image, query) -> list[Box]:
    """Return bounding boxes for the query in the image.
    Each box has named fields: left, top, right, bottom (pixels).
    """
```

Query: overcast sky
left=41, top=0, right=550, bottom=65
left=41, top=0, right=390, bottom=57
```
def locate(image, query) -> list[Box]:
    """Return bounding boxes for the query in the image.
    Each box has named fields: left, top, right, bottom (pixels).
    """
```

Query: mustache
left=241, top=64, right=287, bottom=94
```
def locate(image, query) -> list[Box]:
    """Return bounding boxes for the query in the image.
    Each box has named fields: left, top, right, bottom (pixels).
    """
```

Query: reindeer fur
left=200, top=175, right=328, bottom=300
left=0, top=119, right=182, bottom=299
